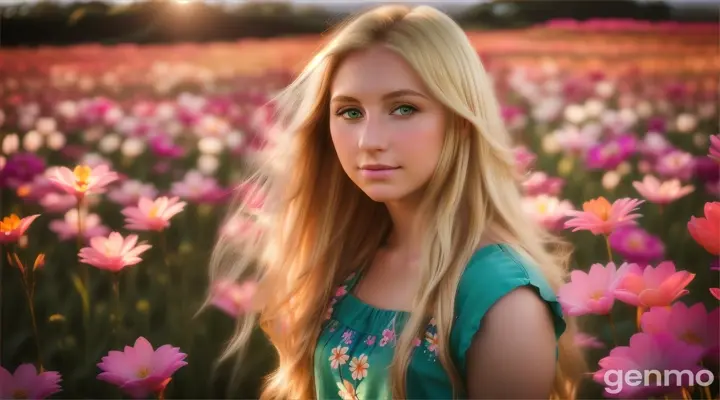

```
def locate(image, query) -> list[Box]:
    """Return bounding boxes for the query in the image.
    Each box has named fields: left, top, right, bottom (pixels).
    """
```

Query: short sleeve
left=449, top=244, right=566, bottom=376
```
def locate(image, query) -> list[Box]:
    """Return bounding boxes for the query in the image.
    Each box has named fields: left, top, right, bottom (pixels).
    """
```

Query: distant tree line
left=0, top=0, right=714, bottom=47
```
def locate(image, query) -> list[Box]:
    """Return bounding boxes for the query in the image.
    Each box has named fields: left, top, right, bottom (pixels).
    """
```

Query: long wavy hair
left=207, top=4, right=587, bottom=400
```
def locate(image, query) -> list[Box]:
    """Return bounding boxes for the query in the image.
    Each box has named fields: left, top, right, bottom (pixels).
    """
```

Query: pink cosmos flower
left=564, top=196, right=644, bottom=236
left=521, top=172, right=565, bottom=196
left=632, top=175, right=694, bottom=205
left=0, top=363, right=62, bottom=399
left=122, top=196, right=186, bottom=232
left=585, top=134, right=636, bottom=170
left=79, top=232, right=152, bottom=273
left=46, top=164, right=119, bottom=201
left=513, top=145, right=536, bottom=174
left=209, top=279, right=257, bottom=317
left=640, top=302, right=719, bottom=363
left=39, top=192, right=77, bottom=213
left=49, top=209, right=110, bottom=242
left=655, top=150, right=695, bottom=181
left=593, top=332, right=705, bottom=398
left=107, top=180, right=158, bottom=207
left=574, top=332, right=605, bottom=349
left=687, top=202, right=720, bottom=256
left=711, top=288, right=720, bottom=300
left=709, top=134, right=720, bottom=164
left=552, top=123, right=601, bottom=155
left=608, top=226, right=665, bottom=265
left=170, top=170, right=230, bottom=204
left=522, top=195, right=574, bottom=231
left=557, top=262, right=633, bottom=316
left=97, top=336, right=187, bottom=399
left=614, top=261, right=695, bottom=308
left=0, top=213, right=40, bottom=244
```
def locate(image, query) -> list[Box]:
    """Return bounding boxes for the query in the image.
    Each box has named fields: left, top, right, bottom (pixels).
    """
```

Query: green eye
left=340, top=109, right=363, bottom=119
left=392, top=105, right=417, bottom=116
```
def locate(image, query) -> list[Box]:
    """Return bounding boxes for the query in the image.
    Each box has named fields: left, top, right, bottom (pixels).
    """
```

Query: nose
left=357, top=116, right=388, bottom=151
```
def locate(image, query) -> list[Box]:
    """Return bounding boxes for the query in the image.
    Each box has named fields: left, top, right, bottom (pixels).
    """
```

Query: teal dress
left=313, top=244, right=566, bottom=399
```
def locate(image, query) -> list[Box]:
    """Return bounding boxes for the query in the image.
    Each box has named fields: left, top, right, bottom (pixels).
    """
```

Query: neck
left=383, top=197, right=424, bottom=260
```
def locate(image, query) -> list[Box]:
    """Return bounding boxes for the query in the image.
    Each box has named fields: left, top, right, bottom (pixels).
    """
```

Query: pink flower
left=709, top=134, right=720, bottom=164
left=608, top=226, right=665, bottom=265
left=107, top=180, right=158, bottom=207
left=170, top=170, right=230, bottom=204
left=97, top=336, right=187, bottom=399
left=574, top=332, right=605, bottom=349
left=0, top=363, right=62, bottom=399
left=632, top=175, right=694, bottom=205
left=522, top=172, right=565, bottom=197
left=711, top=288, right=720, bottom=300
left=0, top=213, right=40, bottom=244
left=39, top=192, right=77, bottom=213
left=557, top=262, right=632, bottom=316
left=46, top=164, right=118, bottom=201
left=593, top=332, right=705, bottom=398
left=564, top=196, right=644, bottom=236
left=122, top=196, right=186, bottom=232
left=209, top=279, right=257, bottom=317
left=79, top=232, right=152, bottom=273
left=655, top=150, right=695, bottom=181
left=513, top=145, right=536, bottom=174
left=522, top=195, right=574, bottom=231
left=687, top=202, right=720, bottom=256
left=614, top=261, right=695, bottom=308
left=640, top=302, right=719, bottom=363
left=49, top=209, right=110, bottom=242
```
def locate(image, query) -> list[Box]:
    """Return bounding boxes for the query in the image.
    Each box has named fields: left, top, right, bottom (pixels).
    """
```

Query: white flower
left=349, top=354, right=369, bottom=380
left=328, top=346, right=349, bottom=369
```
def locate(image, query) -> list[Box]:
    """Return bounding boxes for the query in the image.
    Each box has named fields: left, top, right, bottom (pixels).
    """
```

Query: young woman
left=209, top=4, right=586, bottom=399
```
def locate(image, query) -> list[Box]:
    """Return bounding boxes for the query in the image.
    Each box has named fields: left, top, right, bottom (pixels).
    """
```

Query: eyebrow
left=330, top=89, right=428, bottom=103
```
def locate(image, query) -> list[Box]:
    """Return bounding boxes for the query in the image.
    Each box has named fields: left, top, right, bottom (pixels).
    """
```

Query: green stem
left=604, top=234, right=614, bottom=264
left=607, top=312, right=619, bottom=347
left=19, top=260, right=43, bottom=371
left=112, top=272, right=122, bottom=346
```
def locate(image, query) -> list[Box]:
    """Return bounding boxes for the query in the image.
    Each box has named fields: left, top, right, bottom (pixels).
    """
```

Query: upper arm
left=465, top=286, right=558, bottom=399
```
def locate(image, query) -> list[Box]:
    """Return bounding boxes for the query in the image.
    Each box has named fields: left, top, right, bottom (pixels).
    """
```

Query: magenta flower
left=639, top=132, right=672, bottom=159
left=0, top=152, right=46, bottom=189
left=709, top=134, right=720, bottom=164
left=122, top=196, right=186, bottom=232
left=585, top=134, right=636, bottom=170
left=39, top=192, right=77, bottom=213
left=614, top=261, right=695, bottom=308
left=564, top=196, right=644, bottom=236
left=0, top=363, right=62, bottom=399
left=79, top=232, right=152, bottom=272
left=609, top=226, right=664, bottom=265
left=521, top=172, right=565, bottom=196
left=593, top=332, right=705, bottom=398
left=513, top=145, right=536, bottom=174
left=97, top=336, right=187, bottom=399
left=557, top=262, right=632, bottom=316
left=632, top=175, right=694, bottom=205
left=0, top=213, right=40, bottom=244
left=210, top=279, right=257, bottom=317
left=641, top=302, right=719, bottom=363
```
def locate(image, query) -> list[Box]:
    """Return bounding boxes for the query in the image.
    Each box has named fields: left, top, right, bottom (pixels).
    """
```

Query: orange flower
left=0, top=213, right=40, bottom=244
left=46, top=164, right=118, bottom=201
left=564, top=196, right=644, bottom=236
left=688, top=202, right=720, bottom=255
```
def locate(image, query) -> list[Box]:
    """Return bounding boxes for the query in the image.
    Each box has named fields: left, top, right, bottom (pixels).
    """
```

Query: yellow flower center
left=536, top=202, right=548, bottom=215
left=590, top=291, right=604, bottom=301
left=148, top=205, right=159, bottom=218
left=12, top=389, right=28, bottom=399
left=680, top=331, right=703, bottom=344
left=0, top=214, right=21, bottom=234
left=73, top=165, right=92, bottom=192
left=583, top=197, right=612, bottom=221
left=627, top=235, right=645, bottom=251
left=137, top=367, right=151, bottom=378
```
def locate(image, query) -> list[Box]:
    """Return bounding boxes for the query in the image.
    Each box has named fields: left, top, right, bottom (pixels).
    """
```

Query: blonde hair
left=207, top=4, right=587, bottom=399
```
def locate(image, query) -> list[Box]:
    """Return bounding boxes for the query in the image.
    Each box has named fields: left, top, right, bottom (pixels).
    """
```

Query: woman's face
left=329, top=45, right=446, bottom=204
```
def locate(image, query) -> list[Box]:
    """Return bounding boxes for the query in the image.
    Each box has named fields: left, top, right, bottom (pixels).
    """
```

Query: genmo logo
left=603, top=369, right=715, bottom=395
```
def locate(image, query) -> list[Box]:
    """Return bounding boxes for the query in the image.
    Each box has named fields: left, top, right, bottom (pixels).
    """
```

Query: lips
left=359, top=165, right=399, bottom=171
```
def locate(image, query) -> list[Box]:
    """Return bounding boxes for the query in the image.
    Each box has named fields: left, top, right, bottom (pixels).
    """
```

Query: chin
left=359, top=186, right=409, bottom=203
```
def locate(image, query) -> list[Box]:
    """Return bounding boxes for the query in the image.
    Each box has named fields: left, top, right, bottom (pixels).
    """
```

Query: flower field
left=0, top=19, right=718, bottom=399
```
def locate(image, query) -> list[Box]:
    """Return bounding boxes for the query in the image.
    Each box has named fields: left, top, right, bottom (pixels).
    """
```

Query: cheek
left=329, top=122, right=357, bottom=167
left=394, top=118, right=444, bottom=164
